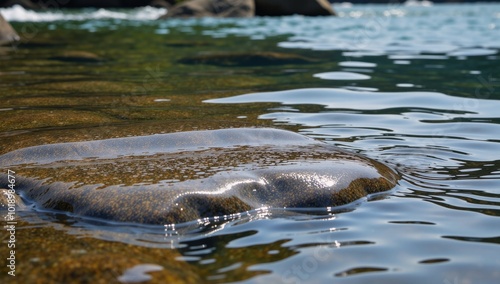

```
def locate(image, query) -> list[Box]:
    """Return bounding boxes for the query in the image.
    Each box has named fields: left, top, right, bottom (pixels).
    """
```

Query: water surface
left=1, top=3, right=500, bottom=284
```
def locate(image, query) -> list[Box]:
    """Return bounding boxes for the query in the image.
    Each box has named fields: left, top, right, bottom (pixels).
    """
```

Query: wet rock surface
left=0, top=188, right=25, bottom=210
left=0, top=128, right=398, bottom=224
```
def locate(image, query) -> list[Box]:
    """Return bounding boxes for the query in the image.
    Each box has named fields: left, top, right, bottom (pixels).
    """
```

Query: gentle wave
left=205, top=87, right=500, bottom=173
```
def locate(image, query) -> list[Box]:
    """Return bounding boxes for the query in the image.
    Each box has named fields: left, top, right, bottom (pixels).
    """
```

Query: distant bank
left=1, top=0, right=499, bottom=9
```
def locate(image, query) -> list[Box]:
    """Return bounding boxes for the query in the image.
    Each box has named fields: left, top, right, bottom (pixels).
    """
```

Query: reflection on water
left=1, top=3, right=500, bottom=284
left=313, top=71, right=371, bottom=80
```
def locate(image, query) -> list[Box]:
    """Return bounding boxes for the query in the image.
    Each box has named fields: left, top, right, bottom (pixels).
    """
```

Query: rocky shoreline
left=1, top=0, right=337, bottom=18
left=0, top=0, right=490, bottom=9
left=1, top=0, right=336, bottom=44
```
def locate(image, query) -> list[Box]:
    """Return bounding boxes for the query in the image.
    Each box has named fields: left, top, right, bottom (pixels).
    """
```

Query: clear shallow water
left=1, top=3, right=500, bottom=284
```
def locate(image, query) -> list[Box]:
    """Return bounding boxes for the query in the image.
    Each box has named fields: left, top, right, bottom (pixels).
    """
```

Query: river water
left=1, top=3, right=500, bottom=284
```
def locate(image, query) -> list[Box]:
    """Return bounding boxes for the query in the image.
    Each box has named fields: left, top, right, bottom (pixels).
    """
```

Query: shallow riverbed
left=1, top=3, right=500, bottom=283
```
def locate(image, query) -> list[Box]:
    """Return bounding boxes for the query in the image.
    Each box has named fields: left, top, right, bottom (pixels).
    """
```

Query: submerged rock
left=0, top=128, right=397, bottom=224
left=179, top=52, right=314, bottom=66
left=12, top=223, right=201, bottom=283
left=49, top=50, right=105, bottom=63
left=0, top=13, right=19, bottom=45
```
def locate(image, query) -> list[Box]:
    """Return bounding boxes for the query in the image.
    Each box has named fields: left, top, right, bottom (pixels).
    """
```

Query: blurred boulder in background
left=0, top=13, right=19, bottom=45
left=254, top=0, right=336, bottom=16
left=161, top=0, right=336, bottom=18
left=161, top=0, right=255, bottom=18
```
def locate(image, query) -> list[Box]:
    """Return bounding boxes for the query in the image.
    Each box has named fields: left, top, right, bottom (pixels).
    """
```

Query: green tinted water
left=1, top=4, right=500, bottom=284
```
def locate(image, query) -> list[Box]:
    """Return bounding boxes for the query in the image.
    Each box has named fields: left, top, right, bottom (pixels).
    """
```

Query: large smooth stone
left=0, top=128, right=397, bottom=224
